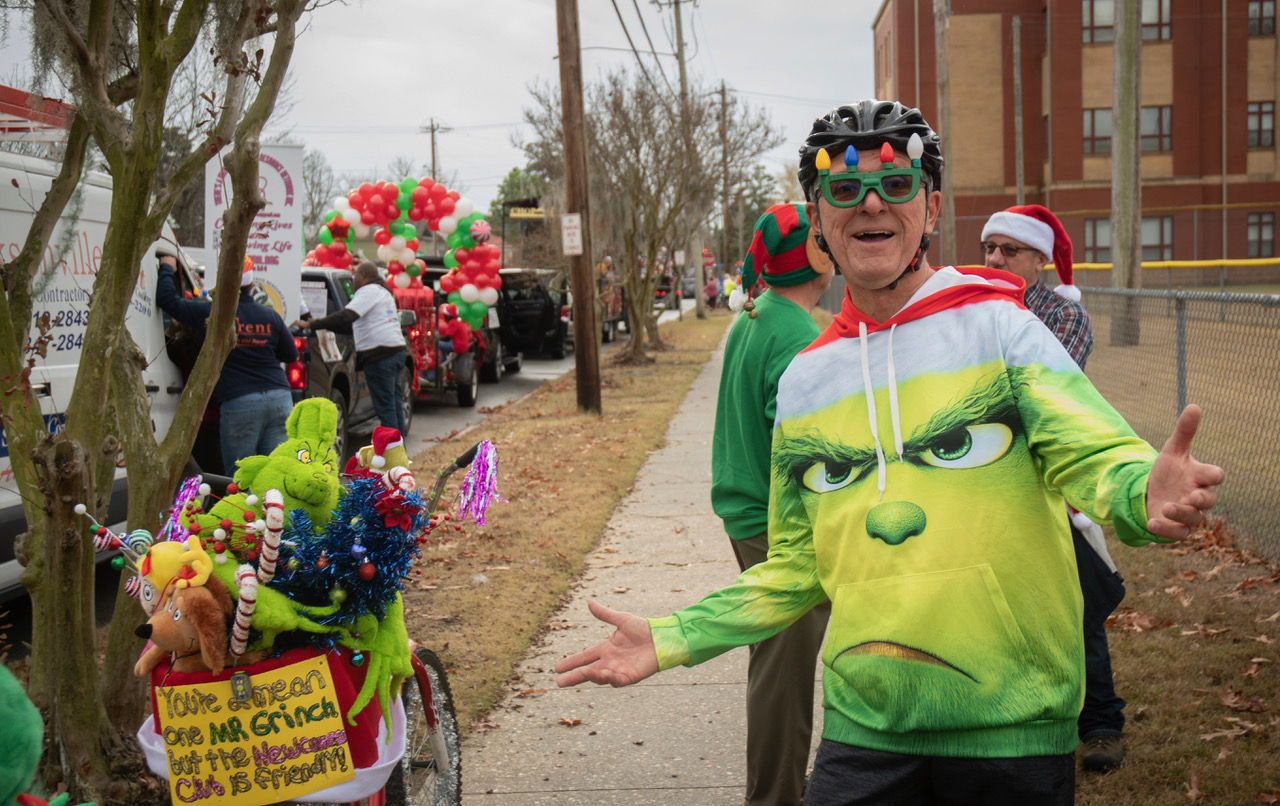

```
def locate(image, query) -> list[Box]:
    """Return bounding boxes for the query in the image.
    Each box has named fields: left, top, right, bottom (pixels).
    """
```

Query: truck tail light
left=288, top=336, right=308, bottom=390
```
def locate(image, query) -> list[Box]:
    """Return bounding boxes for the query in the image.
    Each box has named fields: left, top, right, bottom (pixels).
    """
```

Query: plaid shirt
left=1024, top=279, right=1094, bottom=370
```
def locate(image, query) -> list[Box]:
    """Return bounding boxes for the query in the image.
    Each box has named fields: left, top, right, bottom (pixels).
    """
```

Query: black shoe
left=1080, top=734, right=1124, bottom=771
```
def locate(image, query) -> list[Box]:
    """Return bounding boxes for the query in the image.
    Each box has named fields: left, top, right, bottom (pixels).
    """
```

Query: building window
left=1142, top=216, right=1173, bottom=261
left=1084, top=108, right=1112, bottom=154
left=1083, top=0, right=1115, bottom=43
left=1248, top=102, right=1275, bottom=148
left=1140, top=106, right=1172, bottom=152
left=1142, top=0, right=1172, bottom=40
left=1084, top=0, right=1172, bottom=42
left=1084, top=218, right=1111, bottom=263
left=1249, top=1, right=1276, bottom=35
left=1248, top=212, right=1275, bottom=257
left=1084, top=216, right=1173, bottom=262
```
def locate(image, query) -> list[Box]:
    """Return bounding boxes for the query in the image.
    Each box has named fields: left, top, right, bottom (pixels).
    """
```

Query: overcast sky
left=1, top=0, right=882, bottom=213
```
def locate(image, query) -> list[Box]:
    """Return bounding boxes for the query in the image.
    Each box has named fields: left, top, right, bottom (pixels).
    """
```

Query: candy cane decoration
left=258, top=489, right=283, bottom=585
left=230, top=564, right=258, bottom=657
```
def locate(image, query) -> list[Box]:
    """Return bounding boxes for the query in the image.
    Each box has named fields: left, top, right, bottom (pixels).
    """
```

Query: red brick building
left=872, top=0, right=1280, bottom=285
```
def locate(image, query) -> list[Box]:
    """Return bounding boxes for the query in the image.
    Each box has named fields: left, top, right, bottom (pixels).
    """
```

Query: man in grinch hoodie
left=556, top=100, right=1224, bottom=805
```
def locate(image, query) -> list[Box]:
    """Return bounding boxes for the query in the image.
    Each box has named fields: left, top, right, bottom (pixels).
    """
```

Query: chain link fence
left=1081, top=287, right=1280, bottom=561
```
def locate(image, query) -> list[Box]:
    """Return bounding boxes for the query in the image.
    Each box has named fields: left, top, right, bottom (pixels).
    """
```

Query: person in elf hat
left=156, top=252, right=297, bottom=475
left=713, top=203, right=834, bottom=806
left=981, top=204, right=1127, bottom=772
left=556, top=99, right=1224, bottom=805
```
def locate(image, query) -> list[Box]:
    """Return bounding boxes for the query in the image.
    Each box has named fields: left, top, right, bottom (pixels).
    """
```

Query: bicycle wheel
left=385, top=647, right=462, bottom=806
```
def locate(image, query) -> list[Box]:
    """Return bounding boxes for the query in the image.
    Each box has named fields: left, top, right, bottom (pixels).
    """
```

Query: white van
left=0, top=150, right=197, bottom=600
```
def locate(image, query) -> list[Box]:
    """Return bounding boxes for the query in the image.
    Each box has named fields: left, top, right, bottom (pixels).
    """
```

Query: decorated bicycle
left=84, top=399, right=499, bottom=805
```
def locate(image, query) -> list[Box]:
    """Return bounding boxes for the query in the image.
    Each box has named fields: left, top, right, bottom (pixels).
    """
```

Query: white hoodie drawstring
left=859, top=322, right=903, bottom=501
left=886, top=323, right=904, bottom=457
left=858, top=322, right=887, bottom=499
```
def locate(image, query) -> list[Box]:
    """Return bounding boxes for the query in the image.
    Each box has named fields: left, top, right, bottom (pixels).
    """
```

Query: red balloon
left=338, top=251, right=354, bottom=268
left=429, top=184, right=447, bottom=201
left=373, top=229, right=392, bottom=245
left=361, top=210, right=376, bottom=225
left=385, top=203, right=400, bottom=220
left=439, top=274, right=457, bottom=294
left=330, top=240, right=348, bottom=256
left=368, top=194, right=384, bottom=210
left=454, top=247, right=471, bottom=263
left=439, top=198, right=455, bottom=215
left=447, top=190, right=460, bottom=201
left=406, top=238, right=419, bottom=252
left=409, top=275, right=424, bottom=288
left=411, top=186, right=430, bottom=206
left=359, top=182, right=375, bottom=199
left=387, top=261, right=403, bottom=274
left=408, top=206, right=424, bottom=221
left=418, top=177, right=435, bottom=189
left=314, top=244, right=333, bottom=265
left=348, top=190, right=365, bottom=209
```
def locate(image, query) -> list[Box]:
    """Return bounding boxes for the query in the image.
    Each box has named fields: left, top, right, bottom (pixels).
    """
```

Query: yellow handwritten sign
left=154, top=655, right=355, bottom=806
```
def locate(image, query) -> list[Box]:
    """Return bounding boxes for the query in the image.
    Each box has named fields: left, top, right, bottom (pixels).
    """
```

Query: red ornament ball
left=219, top=519, right=233, bottom=531
left=358, top=562, right=377, bottom=581
left=226, top=483, right=240, bottom=495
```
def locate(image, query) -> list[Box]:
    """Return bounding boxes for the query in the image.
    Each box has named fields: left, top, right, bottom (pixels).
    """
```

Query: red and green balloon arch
left=305, top=176, right=501, bottom=329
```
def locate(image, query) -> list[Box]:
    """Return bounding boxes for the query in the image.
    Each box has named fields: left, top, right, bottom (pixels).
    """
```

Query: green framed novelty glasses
left=815, top=135, right=926, bottom=209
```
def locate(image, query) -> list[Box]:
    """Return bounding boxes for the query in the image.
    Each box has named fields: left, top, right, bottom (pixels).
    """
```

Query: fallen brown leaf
left=1180, top=623, right=1232, bottom=637
left=559, top=717, right=584, bottom=727
left=1185, top=771, right=1205, bottom=801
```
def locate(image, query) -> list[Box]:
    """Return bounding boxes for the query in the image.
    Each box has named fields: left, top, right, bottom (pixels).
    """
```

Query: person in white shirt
left=294, top=261, right=408, bottom=435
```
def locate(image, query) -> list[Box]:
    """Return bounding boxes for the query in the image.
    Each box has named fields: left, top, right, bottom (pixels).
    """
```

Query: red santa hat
left=981, top=204, right=1080, bottom=302
left=241, top=256, right=256, bottom=287
left=369, top=426, right=403, bottom=469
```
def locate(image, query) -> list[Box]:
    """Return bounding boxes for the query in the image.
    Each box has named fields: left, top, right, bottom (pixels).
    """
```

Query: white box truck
left=0, top=150, right=196, bottom=600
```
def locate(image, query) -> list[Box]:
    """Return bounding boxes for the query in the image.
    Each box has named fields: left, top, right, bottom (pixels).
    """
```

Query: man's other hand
left=1145, top=404, right=1225, bottom=540
left=555, top=600, right=659, bottom=688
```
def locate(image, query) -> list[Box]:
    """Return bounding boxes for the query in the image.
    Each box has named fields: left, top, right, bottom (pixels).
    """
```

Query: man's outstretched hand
left=555, top=600, right=660, bottom=688
left=1145, top=404, right=1225, bottom=540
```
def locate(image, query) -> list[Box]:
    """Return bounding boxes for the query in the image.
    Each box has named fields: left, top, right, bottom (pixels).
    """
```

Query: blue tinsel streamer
left=267, top=477, right=429, bottom=648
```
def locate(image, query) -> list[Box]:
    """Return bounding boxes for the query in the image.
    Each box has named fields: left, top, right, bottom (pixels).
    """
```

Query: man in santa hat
left=982, top=204, right=1126, bottom=772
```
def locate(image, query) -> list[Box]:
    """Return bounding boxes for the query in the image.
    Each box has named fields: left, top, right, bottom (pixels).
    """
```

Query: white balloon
left=390, top=235, right=407, bottom=251
left=377, top=244, right=394, bottom=263
left=342, top=208, right=361, bottom=226
left=454, top=198, right=474, bottom=218
left=353, top=223, right=372, bottom=238
left=459, top=283, right=480, bottom=303
left=438, top=216, right=458, bottom=234
left=393, top=272, right=412, bottom=289
left=398, top=247, right=416, bottom=265
left=479, top=286, right=499, bottom=306
left=334, top=196, right=351, bottom=211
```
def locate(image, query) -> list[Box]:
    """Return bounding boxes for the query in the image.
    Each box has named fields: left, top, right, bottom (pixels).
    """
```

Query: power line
left=631, top=0, right=674, bottom=93
left=609, top=0, right=678, bottom=119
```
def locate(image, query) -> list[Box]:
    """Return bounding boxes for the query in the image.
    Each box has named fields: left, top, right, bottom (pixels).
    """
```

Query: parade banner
left=154, top=655, right=354, bottom=806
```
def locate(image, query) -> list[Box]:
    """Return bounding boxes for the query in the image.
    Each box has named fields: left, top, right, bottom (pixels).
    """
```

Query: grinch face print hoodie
left=649, top=266, right=1162, bottom=758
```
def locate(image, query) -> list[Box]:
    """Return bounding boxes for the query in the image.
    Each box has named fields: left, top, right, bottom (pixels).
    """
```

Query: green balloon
left=398, top=191, right=412, bottom=210
left=400, top=221, right=417, bottom=239
left=444, top=251, right=458, bottom=269
left=318, top=227, right=333, bottom=245
left=464, top=300, right=488, bottom=321
left=324, top=209, right=340, bottom=222
left=399, top=177, right=417, bottom=194
left=447, top=291, right=463, bottom=305
left=405, top=261, right=422, bottom=278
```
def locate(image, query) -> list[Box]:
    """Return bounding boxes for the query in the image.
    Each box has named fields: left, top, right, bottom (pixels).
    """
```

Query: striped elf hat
left=732, top=204, right=831, bottom=315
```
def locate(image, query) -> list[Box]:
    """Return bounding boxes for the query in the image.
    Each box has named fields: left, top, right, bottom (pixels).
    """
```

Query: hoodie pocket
left=822, top=565, right=1050, bottom=735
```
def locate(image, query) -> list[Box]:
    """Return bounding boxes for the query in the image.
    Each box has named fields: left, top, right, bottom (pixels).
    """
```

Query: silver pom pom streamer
left=456, top=440, right=504, bottom=525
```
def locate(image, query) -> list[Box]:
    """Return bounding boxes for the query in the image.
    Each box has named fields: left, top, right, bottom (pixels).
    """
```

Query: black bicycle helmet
left=798, top=100, right=944, bottom=201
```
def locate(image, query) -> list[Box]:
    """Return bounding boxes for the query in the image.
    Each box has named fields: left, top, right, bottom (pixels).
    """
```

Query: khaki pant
left=731, top=533, right=832, bottom=806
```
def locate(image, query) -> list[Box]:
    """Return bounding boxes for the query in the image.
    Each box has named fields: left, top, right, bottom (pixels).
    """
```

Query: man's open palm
left=555, top=600, right=659, bottom=688
left=1146, top=405, right=1225, bottom=540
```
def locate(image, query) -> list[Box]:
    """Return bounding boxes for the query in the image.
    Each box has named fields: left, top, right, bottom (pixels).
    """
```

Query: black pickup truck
left=299, top=267, right=416, bottom=461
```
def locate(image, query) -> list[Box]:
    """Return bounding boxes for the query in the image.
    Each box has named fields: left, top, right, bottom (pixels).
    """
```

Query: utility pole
left=1111, top=0, right=1142, bottom=346
left=422, top=118, right=453, bottom=180
left=933, top=0, right=956, bottom=265
left=721, top=81, right=732, bottom=318
left=556, top=0, right=601, bottom=413
left=1012, top=16, right=1025, bottom=205
left=671, top=0, right=702, bottom=320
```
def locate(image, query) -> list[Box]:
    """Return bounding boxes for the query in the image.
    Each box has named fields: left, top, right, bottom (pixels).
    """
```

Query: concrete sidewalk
left=462, top=329, right=821, bottom=804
